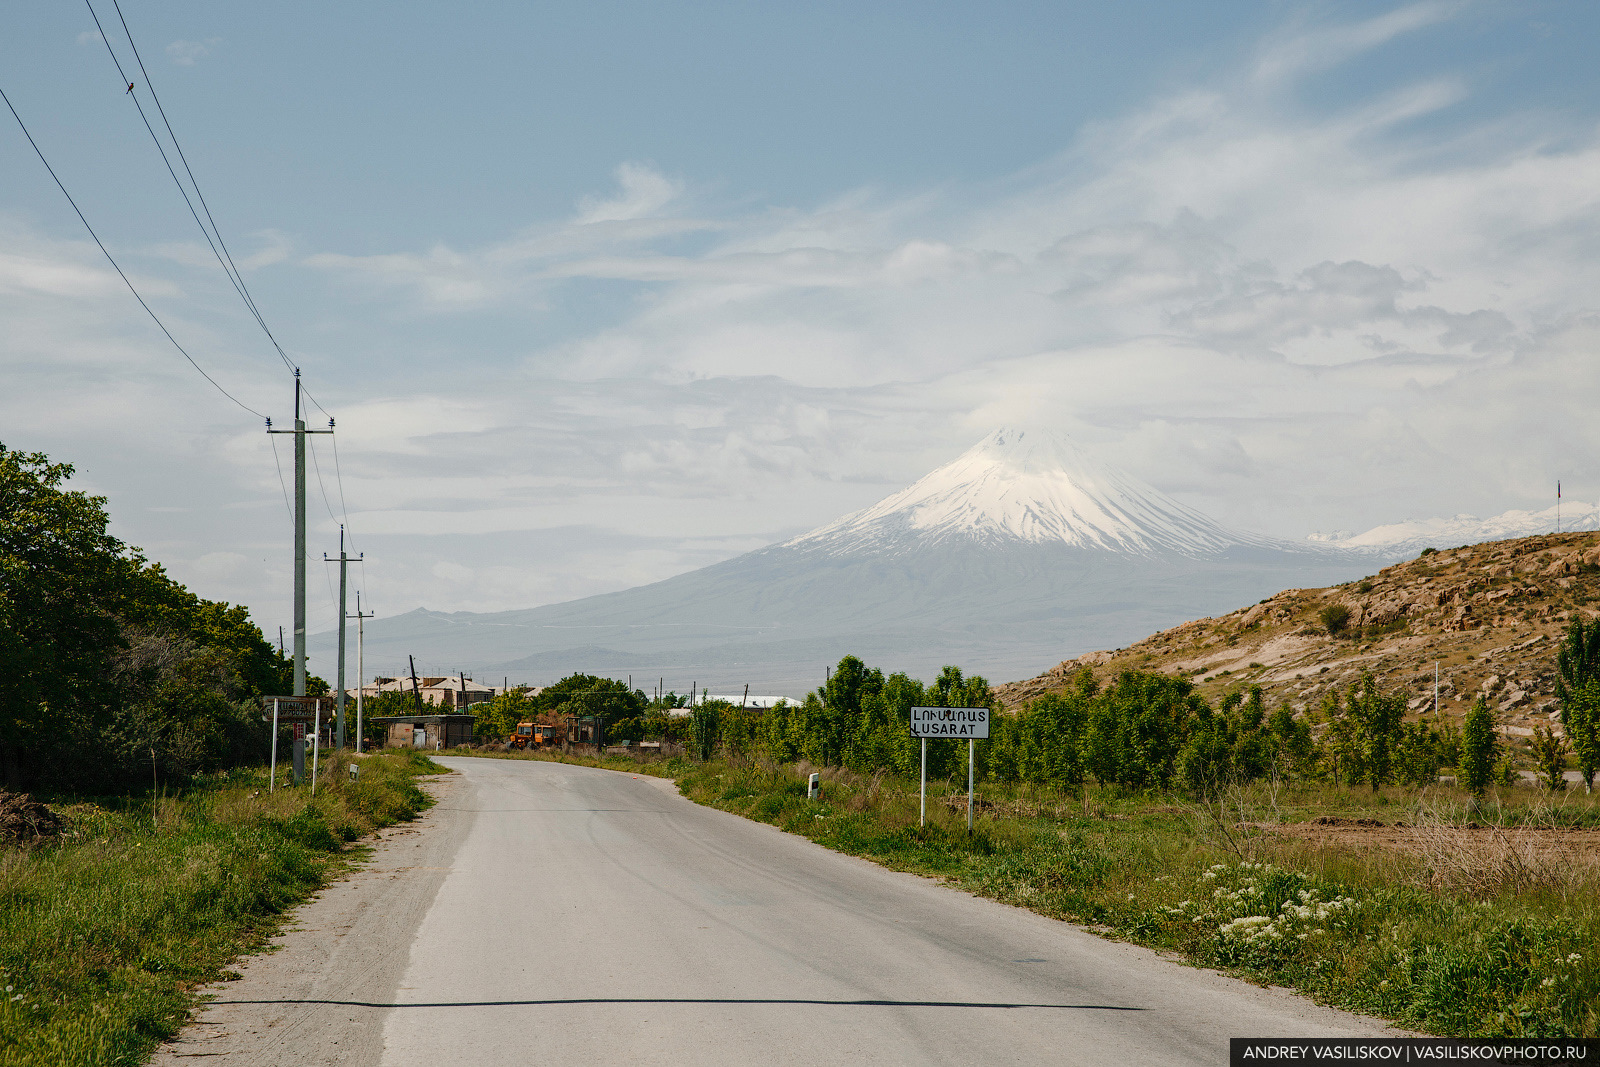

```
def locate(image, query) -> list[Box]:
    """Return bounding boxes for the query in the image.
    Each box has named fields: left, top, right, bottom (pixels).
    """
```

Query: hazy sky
left=5, top=1, right=1600, bottom=641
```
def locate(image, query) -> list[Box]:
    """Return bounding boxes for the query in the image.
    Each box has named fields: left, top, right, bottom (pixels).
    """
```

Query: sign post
left=968, top=738, right=975, bottom=833
left=919, top=738, right=927, bottom=826
left=262, top=696, right=330, bottom=789
left=909, top=706, right=990, bottom=829
left=311, top=700, right=321, bottom=796
left=270, top=698, right=280, bottom=792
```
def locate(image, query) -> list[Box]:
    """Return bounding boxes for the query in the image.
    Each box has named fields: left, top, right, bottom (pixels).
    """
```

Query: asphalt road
left=159, top=756, right=1398, bottom=1065
left=383, top=757, right=1393, bottom=1066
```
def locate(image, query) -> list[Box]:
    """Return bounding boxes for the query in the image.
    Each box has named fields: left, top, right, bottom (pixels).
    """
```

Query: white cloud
left=166, top=38, right=220, bottom=66
left=575, top=162, right=683, bottom=224
left=12, top=4, right=1600, bottom=629
left=1251, top=2, right=1464, bottom=85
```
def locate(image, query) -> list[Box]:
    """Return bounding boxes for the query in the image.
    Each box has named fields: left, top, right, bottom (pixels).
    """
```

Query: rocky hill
left=998, top=531, right=1600, bottom=743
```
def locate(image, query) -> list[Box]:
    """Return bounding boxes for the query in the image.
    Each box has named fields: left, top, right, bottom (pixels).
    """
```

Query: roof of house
left=369, top=714, right=478, bottom=724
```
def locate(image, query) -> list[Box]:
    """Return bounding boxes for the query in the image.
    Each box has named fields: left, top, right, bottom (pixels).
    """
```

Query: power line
left=329, top=430, right=357, bottom=553
left=308, top=435, right=341, bottom=526
left=269, top=434, right=293, bottom=522
left=89, top=2, right=366, bottom=564
left=87, top=0, right=297, bottom=375
left=0, top=83, right=265, bottom=419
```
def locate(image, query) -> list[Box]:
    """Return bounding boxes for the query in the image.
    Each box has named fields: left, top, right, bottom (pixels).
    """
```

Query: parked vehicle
left=506, top=722, right=560, bottom=750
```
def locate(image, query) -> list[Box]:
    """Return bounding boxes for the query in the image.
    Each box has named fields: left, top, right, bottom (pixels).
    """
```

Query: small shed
left=370, top=714, right=476, bottom=750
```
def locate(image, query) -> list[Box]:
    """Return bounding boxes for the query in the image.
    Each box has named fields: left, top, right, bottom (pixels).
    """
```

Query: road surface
left=159, top=756, right=1399, bottom=1065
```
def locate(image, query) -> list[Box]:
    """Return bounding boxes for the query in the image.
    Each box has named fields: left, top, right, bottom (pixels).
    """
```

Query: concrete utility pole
left=266, top=370, right=332, bottom=697
left=324, top=526, right=362, bottom=748
left=350, top=592, right=373, bottom=754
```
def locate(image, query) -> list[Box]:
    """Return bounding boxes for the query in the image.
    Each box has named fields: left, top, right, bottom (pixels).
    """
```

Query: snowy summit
left=785, top=428, right=1268, bottom=558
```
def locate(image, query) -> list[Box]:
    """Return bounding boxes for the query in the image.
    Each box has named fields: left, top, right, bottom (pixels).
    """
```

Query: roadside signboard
left=909, top=706, right=990, bottom=739
left=909, top=706, right=991, bottom=832
left=259, top=695, right=331, bottom=722
left=262, top=697, right=332, bottom=792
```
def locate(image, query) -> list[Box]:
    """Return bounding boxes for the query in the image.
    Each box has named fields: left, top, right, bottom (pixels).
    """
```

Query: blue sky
left=5, top=1, right=1600, bottom=662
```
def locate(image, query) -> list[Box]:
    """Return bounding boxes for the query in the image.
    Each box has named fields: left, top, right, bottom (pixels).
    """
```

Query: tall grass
left=0, top=750, right=442, bottom=1067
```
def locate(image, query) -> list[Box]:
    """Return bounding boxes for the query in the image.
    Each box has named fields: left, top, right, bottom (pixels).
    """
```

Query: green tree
left=1084, top=671, right=1198, bottom=790
left=1461, top=698, right=1499, bottom=799
left=1393, top=718, right=1447, bottom=788
left=1344, top=673, right=1404, bottom=790
left=1266, top=702, right=1314, bottom=780
left=474, top=689, right=535, bottom=742
left=1562, top=680, right=1600, bottom=791
left=1529, top=723, right=1568, bottom=791
left=0, top=445, right=144, bottom=785
left=1556, top=618, right=1600, bottom=790
left=689, top=701, right=726, bottom=760
left=535, top=674, right=646, bottom=732
left=1555, top=616, right=1600, bottom=703
left=0, top=444, right=306, bottom=790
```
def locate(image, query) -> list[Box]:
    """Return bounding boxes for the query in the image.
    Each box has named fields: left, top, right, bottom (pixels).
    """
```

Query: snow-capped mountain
left=314, top=430, right=1370, bottom=693
left=1309, top=499, right=1600, bottom=559
left=787, top=428, right=1272, bottom=558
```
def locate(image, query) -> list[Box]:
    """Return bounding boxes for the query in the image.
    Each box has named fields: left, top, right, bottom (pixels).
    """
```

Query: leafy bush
left=1320, top=603, right=1352, bottom=636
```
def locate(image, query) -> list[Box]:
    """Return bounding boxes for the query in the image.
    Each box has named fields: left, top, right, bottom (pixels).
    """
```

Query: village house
left=356, top=675, right=504, bottom=708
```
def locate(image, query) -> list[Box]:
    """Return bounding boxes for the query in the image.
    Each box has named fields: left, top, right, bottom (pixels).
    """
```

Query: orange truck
left=507, top=722, right=560, bottom=750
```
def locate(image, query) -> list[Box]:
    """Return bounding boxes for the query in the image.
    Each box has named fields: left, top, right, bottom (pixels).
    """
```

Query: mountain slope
left=998, top=531, right=1600, bottom=748
left=312, top=429, right=1370, bottom=693
left=1310, top=500, right=1600, bottom=558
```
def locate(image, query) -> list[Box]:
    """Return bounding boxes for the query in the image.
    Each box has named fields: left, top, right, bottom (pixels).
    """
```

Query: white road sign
left=909, top=706, right=990, bottom=739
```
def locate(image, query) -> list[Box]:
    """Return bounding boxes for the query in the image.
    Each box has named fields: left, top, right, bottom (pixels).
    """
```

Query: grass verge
left=457, top=748, right=1600, bottom=1037
left=0, top=749, right=444, bottom=1067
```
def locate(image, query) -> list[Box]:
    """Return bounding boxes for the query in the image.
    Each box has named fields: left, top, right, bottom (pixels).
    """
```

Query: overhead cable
left=0, top=83, right=265, bottom=419
left=90, top=1, right=364, bottom=553
left=84, top=0, right=297, bottom=375
left=308, top=436, right=341, bottom=527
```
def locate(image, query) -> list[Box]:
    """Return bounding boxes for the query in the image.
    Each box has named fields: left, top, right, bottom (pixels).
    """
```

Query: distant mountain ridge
left=1310, top=499, right=1600, bottom=558
left=311, top=428, right=1371, bottom=693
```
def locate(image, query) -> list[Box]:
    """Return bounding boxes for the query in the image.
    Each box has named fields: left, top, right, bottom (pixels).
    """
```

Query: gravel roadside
left=147, top=772, right=466, bottom=1067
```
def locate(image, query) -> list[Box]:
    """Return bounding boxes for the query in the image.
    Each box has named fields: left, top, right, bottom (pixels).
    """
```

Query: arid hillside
left=998, top=531, right=1600, bottom=743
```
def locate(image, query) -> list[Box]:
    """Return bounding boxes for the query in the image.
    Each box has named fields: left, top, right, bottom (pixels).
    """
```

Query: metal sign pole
left=356, top=601, right=365, bottom=754
left=270, top=698, right=279, bottom=792
left=919, top=737, right=927, bottom=828
left=967, top=738, right=974, bottom=833
left=312, top=699, right=321, bottom=796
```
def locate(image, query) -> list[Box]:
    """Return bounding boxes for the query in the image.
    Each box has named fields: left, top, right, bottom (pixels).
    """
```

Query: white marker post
left=920, top=738, right=927, bottom=826
left=270, top=698, right=280, bottom=792
left=968, top=738, right=975, bottom=833
left=311, top=700, right=321, bottom=796
left=909, top=707, right=990, bottom=830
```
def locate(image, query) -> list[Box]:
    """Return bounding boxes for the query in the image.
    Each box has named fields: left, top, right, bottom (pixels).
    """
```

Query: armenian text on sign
left=908, top=706, right=990, bottom=738
left=260, top=696, right=332, bottom=722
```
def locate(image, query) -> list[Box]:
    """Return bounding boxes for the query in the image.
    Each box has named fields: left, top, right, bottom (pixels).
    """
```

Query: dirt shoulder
left=147, top=772, right=467, bottom=1067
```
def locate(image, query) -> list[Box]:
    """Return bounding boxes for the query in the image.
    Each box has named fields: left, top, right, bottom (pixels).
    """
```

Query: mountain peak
left=784, top=428, right=1267, bottom=558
